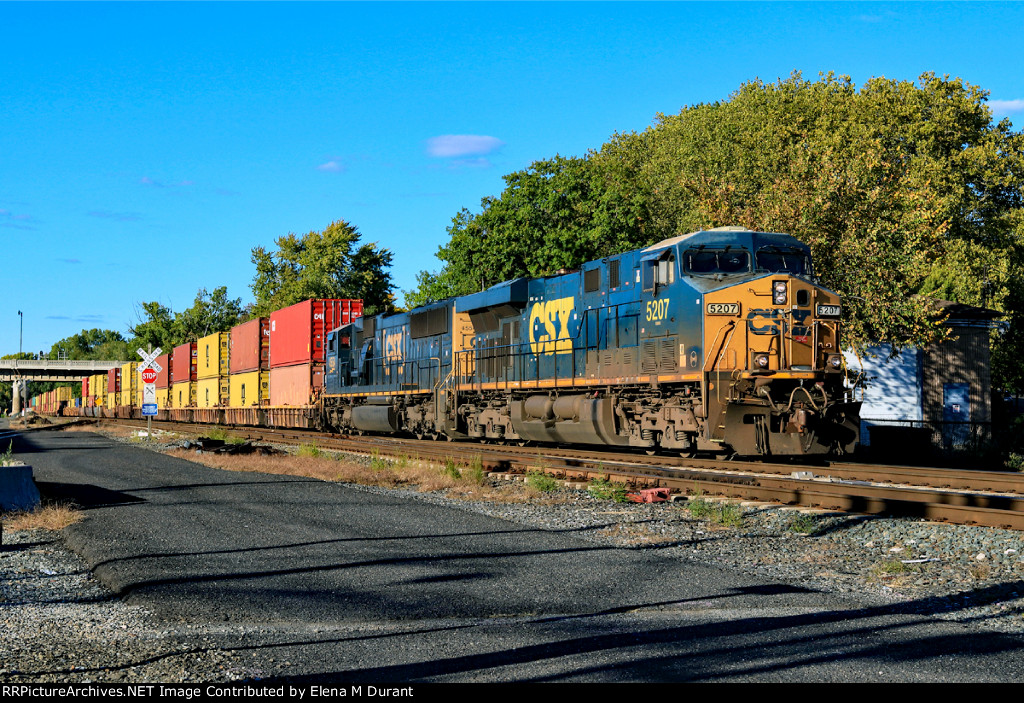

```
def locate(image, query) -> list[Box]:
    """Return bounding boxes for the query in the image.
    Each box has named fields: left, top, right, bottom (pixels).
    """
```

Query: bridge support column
left=11, top=380, right=24, bottom=415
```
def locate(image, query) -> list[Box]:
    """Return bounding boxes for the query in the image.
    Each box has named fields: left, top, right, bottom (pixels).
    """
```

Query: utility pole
left=17, top=310, right=22, bottom=355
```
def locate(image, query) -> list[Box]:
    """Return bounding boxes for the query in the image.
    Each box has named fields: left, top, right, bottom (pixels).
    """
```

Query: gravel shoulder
left=3, top=425, right=1024, bottom=682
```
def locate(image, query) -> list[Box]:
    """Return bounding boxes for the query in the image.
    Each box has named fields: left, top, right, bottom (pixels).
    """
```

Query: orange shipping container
left=269, top=363, right=324, bottom=407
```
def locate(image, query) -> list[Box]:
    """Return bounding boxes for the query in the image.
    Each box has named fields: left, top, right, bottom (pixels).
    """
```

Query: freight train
left=48, top=226, right=860, bottom=458
left=321, top=226, right=860, bottom=457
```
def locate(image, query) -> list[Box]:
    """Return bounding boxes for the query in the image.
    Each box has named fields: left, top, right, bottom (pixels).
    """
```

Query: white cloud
left=316, top=160, right=344, bottom=173
left=990, top=99, right=1024, bottom=113
left=426, top=135, right=504, bottom=158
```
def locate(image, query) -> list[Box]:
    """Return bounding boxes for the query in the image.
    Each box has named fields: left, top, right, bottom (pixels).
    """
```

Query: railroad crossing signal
left=141, top=368, right=158, bottom=384
left=137, top=347, right=163, bottom=374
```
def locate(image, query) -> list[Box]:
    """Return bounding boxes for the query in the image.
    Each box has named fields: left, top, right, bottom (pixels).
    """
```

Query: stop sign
left=141, top=368, right=158, bottom=384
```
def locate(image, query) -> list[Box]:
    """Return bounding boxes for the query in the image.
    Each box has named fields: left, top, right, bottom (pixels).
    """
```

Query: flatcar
left=321, top=226, right=861, bottom=457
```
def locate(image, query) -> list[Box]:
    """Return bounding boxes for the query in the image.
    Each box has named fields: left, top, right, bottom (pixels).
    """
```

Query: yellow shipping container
left=171, top=381, right=196, bottom=408
left=229, top=370, right=270, bottom=407
left=120, top=362, right=139, bottom=395
left=197, top=377, right=229, bottom=407
left=197, top=331, right=230, bottom=380
left=155, top=388, right=168, bottom=409
left=92, top=374, right=108, bottom=399
left=56, top=386, right=74, bottom=402
left=106, top=392, right=117, bottom=409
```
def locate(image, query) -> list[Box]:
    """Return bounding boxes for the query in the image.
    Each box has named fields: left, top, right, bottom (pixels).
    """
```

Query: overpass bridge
left=0, top=359, right=126, bottom=382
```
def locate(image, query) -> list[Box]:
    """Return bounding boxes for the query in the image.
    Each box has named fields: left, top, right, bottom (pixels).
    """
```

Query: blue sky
left=2, top=1, right=1022, bottom=357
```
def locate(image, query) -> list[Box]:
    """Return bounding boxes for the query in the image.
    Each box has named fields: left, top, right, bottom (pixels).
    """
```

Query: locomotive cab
left=691, top=232, right=859, bottom=456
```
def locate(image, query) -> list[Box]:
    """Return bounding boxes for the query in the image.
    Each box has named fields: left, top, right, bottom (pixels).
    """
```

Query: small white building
left=844, top=301, right=1001, bottom=456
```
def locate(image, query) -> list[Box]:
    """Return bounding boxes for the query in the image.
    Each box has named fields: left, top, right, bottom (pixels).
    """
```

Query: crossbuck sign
left=137, top=347, right=163, bottom=374
left=136, top=347, right=163, bottom=419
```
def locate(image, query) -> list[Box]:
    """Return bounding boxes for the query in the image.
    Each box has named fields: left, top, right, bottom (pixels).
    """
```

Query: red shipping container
left=229, top=317, right=270, bottom=374
left=172, top=343, right=198, bottom=383
left=107, top=367, right=121, bottom=393
left=269, top=363, right=324, bottom=406
left=155, top=353, right=171, bottom=389
left=269, top=299, right=362, bottom=368
left=81, top=377, right=89, bottom=399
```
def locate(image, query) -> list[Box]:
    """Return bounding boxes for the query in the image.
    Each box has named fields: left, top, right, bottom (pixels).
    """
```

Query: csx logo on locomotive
left=529, top=296, right=576, bottom=355
left=746, top=308, right=811, bottom=339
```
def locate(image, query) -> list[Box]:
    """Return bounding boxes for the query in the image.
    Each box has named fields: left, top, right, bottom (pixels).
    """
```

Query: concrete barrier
left=0, top=463, right=41, bottom=512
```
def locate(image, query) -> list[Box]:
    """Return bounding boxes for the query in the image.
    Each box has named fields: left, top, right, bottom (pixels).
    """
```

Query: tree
left=176, top=287, right=245, bottom=343
left=130, top=302, right=178, bottom=351
left=251, top=219, right=396, bottom=316
left=48, top=329, right=129, bottom=361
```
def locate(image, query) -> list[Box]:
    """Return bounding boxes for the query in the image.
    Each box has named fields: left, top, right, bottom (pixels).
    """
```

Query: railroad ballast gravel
left=4, top=428, right=1024, bottom=683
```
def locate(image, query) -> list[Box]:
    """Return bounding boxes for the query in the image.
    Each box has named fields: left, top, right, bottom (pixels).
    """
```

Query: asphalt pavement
left=12, top=428, right=1024, bottom=682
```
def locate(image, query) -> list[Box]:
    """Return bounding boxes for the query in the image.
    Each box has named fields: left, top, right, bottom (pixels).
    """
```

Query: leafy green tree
left=130, top=302, right=178, bottom=351
left=175, top=287, right=246, bottom=343
left=251, top=219, right=395, bottom=316
left=48, top=329, right=129, bottom=361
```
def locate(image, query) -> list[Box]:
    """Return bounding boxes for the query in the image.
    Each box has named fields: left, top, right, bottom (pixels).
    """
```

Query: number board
left=816, top=304, right=842, bottom=318
left=706, top=302, right=740, bottom=316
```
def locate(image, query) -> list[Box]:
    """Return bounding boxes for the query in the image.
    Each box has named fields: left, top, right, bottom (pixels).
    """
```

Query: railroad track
left=93, top=418, right=1024, bottom=531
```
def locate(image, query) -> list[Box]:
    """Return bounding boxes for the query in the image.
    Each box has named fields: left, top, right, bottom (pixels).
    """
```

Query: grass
left=297, top=442, right=324, bottom=458
left=588, top=477, right=627, bottom=502
left=3, top=502, right=84, bottom=532
left=442, top=456, right=463, bottom=480
left=687, top=496, right=714, bottom=519
left=873, top=559, right=914, bottom=576
left=1007, top=453, right=1024, bottom=472
left=1, top=440, right=13, bottom=465
left=685, top=490, right=745, bottom=528
left=714, top=503, right=745, bottom=528
left=369, top=449, right=393, bottom=472
left=526, top=471, right=561, bottom=493
left=788, top=513, right=820, bottom=535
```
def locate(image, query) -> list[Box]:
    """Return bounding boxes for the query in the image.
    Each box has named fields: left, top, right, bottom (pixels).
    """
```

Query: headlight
left=827, top=354, right=843, bottom=371
left=753, top=352, right=770, bottom=370
left=773, top=280, right=788, bottom=305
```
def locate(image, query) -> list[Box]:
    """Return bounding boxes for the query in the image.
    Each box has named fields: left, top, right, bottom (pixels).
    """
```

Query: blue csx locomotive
left=321, top=226, right=861, bottom=457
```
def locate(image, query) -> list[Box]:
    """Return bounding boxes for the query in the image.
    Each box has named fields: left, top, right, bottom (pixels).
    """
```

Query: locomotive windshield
left=683, top=248, right=750, bottom=275
left=755, top=246, right=813, bottom=275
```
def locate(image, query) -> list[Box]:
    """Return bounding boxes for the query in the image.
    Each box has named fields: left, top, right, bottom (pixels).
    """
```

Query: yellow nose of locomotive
left=703, top=275, right=843, bottom=375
